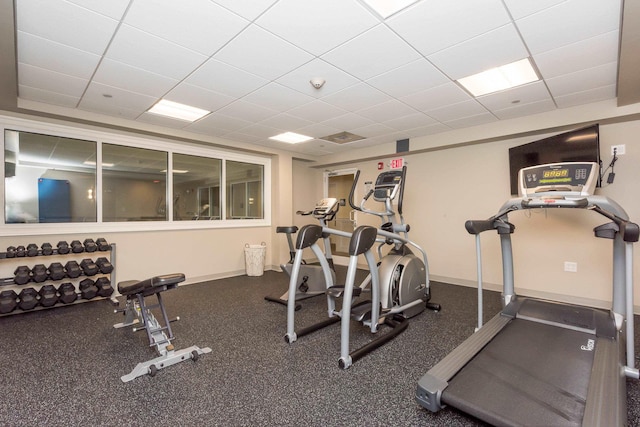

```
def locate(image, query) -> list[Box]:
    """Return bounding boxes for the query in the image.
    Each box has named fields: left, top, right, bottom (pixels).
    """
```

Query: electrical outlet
left=564, top=261, right=578, bottom=272
left=611, top=144, right=626, bottom=155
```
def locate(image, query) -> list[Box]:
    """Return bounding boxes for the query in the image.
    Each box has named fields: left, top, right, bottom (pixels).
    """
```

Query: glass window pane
left=4, top=129, right=97, bottom=223
left=172, top=153, right=221, bottom=220
left=226, top=160, right=263, bottom=219
left=102, top=144, right=167, bottom=222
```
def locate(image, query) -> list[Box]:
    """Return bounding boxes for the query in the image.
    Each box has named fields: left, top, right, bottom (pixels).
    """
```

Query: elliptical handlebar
left=348, top=170, right=361, bottom=211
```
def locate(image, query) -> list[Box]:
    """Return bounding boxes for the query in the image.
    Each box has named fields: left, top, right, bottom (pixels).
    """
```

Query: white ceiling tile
left=256, top=0, right=378, bottom=56
left=258, top=114, right=314, bottom=131
left=216, top=100, right=279, bottom=123
left=17, top=32, right=101, bottom=80
left=16, top=0, right=118, bottom=55
left=477, top=81, right=552, bottom=111
left=322, top=24, right=420, bottom=80
left=428, top=24, right=529, bottom=80
left=214, top=25, right=313, bottom=80
left=136, top=112, right=192, bottom=129
left=164, top=83, right=236, bottom=113
left=320, top=112, right=375, bottom=131
left=93, top=59, right=179, bottom=98
left=211, top=0, right=278, bottom=21
left=65, top=0, right=130, bottom=20
left=492, top=98, right=557, bottom=120
left=242, top=83, right=314, bottom=112
left=219, top=132, right=263, bottom=144
left=186, top=59, right=269, bottom=99
left=80, top=82, right=158, bottom=112
left=286, top=100, right=348, bottom=122
left=503, top=0, right=566, bottom=20
left=296, top=122, right=342, bottom=139
left=105, top=25, right=208, bottom=80
left=184, top=113, right=253, bottom=134
left=444, top=112, right=498, bottom=128
left=546, top=62, right=617, bottom=98
left=321, top=83, right=392, bottom=112
left=76, top=99, right=142, bottom=120
left=233, top=123, right=281, bottom=138
left=366, top=59, right=449, bottom=98
left=516, top=0, right=621, bottom=54
left=276, top=59, right=360, bottom=98
left=400, top=82, right=472, bottom=112
left=534, top=31, right=619, bottom=79
left=356, top=100, right=418, bottom=122
left=404, top=122, right=451, bottom=137
left=555, top=84, right=617, bottom=109
left=18, top=85, right=80, bottom=108
left=381, top=113, right=437, bottom=130
left=18, top=63, right=88, bottom=97
left=388, top=0, right=511, bottom=56
left=425, top=99, right=489, bottom=122
left=351, top=123, right=395, bottom=138
left=124, top=0, right=248, bottom=56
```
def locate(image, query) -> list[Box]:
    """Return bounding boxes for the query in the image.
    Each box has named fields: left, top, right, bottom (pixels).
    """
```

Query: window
left=226, top=160, right=263, bottom=219
left=4, top=129, right=97, bottom=223
left=102, top=144, right=167, bottom=222
left=172, top=153, right=221, bottom=220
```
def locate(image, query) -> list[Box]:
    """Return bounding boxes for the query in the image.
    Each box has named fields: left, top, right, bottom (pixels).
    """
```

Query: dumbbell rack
left=0, top=240, right=117, bottom=317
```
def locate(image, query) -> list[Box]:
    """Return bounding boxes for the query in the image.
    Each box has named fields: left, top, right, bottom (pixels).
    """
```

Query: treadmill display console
left=518, top=162, right=598, bottom=197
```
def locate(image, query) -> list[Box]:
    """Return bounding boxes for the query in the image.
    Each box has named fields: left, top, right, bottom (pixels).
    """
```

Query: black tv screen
left=508, top=124, right=600, bottom=195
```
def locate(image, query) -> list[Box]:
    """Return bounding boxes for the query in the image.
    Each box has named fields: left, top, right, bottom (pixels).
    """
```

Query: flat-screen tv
left=508, top=124, right=600, bottom=195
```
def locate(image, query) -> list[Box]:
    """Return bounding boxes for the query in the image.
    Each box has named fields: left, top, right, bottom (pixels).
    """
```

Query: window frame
left=0, top=115, right=271, bottom=237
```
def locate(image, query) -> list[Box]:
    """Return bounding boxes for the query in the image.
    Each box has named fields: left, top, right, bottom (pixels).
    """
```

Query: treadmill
left=416, top=162, right=639, bottom=426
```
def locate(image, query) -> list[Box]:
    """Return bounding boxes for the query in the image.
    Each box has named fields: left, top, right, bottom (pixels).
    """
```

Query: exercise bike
left=284, top=166, right=440, bottom=368
left=265, top=198, right=340, bottom=310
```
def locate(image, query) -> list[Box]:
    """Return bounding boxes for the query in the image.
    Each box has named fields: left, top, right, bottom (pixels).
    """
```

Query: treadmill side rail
left=416, top=313, right=511, bottom=412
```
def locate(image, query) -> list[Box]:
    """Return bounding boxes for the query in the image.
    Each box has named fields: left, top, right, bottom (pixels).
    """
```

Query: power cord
left=600, top=148, right=619, bottom=185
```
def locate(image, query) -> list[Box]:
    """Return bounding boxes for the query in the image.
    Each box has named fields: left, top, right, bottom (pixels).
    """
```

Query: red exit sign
left=390, top=157, right=404, bottom=169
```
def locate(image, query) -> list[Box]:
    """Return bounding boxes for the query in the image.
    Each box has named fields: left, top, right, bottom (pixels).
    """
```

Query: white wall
left=294, top=119, right=640, bottom=311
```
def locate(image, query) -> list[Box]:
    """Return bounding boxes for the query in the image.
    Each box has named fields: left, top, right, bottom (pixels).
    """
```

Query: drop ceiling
left=5, top=0, right=634, bottom=158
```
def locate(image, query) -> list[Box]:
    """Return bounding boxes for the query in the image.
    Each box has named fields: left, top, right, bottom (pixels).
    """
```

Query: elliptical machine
left=284, top=166, right=440, bottom=369
left=265, top=198, right=340, bottom=310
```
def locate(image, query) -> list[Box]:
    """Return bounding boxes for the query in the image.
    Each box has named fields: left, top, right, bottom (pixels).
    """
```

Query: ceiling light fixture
left=83, top=161, right=115, bottom=167
left=360, top=0, right=419, bottom=19
left=148, top=99, right=210, bottom=122
left=162, top=169, right=189, bottom=173
left=269, top=132, right=314, bottom=144
left=457, top=58, right=539, bottom=97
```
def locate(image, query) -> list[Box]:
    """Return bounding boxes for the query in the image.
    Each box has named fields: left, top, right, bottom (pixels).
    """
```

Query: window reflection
left=172, top=153, right=221, bottom=220
left=226, top=161, right=263, bottom=219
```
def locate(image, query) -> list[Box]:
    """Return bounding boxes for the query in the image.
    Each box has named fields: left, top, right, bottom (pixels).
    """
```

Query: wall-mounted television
left=508, top=124, right=600, bottom=195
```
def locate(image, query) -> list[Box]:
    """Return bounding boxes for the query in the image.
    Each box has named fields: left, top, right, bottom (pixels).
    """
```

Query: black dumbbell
left=31, top=264, right=48, bottom=283
left=6, top=246, right=16, bottom=258
left=57, top=241, right=70, bottom=255
left=83, top=238, right=97, bottom=253
left=17, top=287, right=39, bottom=310
left=70, top=240, right=84, bottom=254
left=80, top=259, right=99, bottom=276
left=57, top=283, right=77, bottom=304
left=14, top=266, right=31, bottom=285
left=38, top=285, right=58, bottom=307
left=95, top=257, right=113, bottom=274
left=96, top=238, right=110, bottom=251
left=41, top=242, right=53, bottom=256
left=26, top=243, right=39, bottom=257
left=64, top=260, right=81, bottom=279
left=48, top=262, right=66, bottom=281
left=0, top=290, right=18, bottom=314
left=16, top=245, right=26, bottom=257
left=79, top=278, right=97, bottom=300
left=95, top=277, right=114, bottom=297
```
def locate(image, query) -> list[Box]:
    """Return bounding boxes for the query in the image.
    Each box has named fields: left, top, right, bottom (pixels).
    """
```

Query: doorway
left=324, top=169, right=357, bottom=265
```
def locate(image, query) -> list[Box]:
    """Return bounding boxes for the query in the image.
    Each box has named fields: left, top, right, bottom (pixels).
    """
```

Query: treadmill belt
left=444, top=318, right=596, bottom=426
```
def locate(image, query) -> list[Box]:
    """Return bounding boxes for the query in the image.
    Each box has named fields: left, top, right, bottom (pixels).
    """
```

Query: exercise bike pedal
left=326, top=285, right=362, bottom=298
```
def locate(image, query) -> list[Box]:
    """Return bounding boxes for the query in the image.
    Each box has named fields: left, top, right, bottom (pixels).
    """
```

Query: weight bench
left=113, top=273, right=211, bottom=382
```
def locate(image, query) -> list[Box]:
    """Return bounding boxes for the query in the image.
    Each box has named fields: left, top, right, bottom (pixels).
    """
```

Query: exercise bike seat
left=276, top=226, right=298, bottom=234
left=118, top=273, right=185, bottom=297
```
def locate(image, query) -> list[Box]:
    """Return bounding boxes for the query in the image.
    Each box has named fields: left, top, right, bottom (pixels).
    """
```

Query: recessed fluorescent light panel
left=269, top=132, right=313, bottom=144
left=148, top=99, right=210, bottom=122
left=83, top=161, right=114, bottom=167
left=360, top=0, right=419, bottom=18
left=457, top=58, right=539, bottom=97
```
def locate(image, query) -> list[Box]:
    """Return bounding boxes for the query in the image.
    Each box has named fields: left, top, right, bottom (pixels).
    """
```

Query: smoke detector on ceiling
left=310, top=78, right=326, bottom=89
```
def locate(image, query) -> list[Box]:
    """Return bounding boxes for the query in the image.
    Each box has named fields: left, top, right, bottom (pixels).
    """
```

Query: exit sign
left=390, top=157, right=404, bottom=169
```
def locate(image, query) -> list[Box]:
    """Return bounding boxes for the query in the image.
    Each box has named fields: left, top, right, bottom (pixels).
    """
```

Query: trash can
left=244, top=242, right=266, bottom=277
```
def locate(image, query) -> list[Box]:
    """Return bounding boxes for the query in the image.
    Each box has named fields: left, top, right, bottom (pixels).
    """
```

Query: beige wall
left=294, top=119, right=640, bottom=311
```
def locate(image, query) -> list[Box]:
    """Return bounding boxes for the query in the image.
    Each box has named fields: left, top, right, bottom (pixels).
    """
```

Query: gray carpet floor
left=0, top=269, right=638, bottom=426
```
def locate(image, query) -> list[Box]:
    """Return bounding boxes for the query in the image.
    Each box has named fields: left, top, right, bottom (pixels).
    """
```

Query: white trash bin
left=244, top=242, right=266, bottom=276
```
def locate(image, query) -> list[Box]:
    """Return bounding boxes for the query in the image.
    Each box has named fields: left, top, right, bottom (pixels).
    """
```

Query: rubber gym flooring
left=1, top=268, right=639, bottom=426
